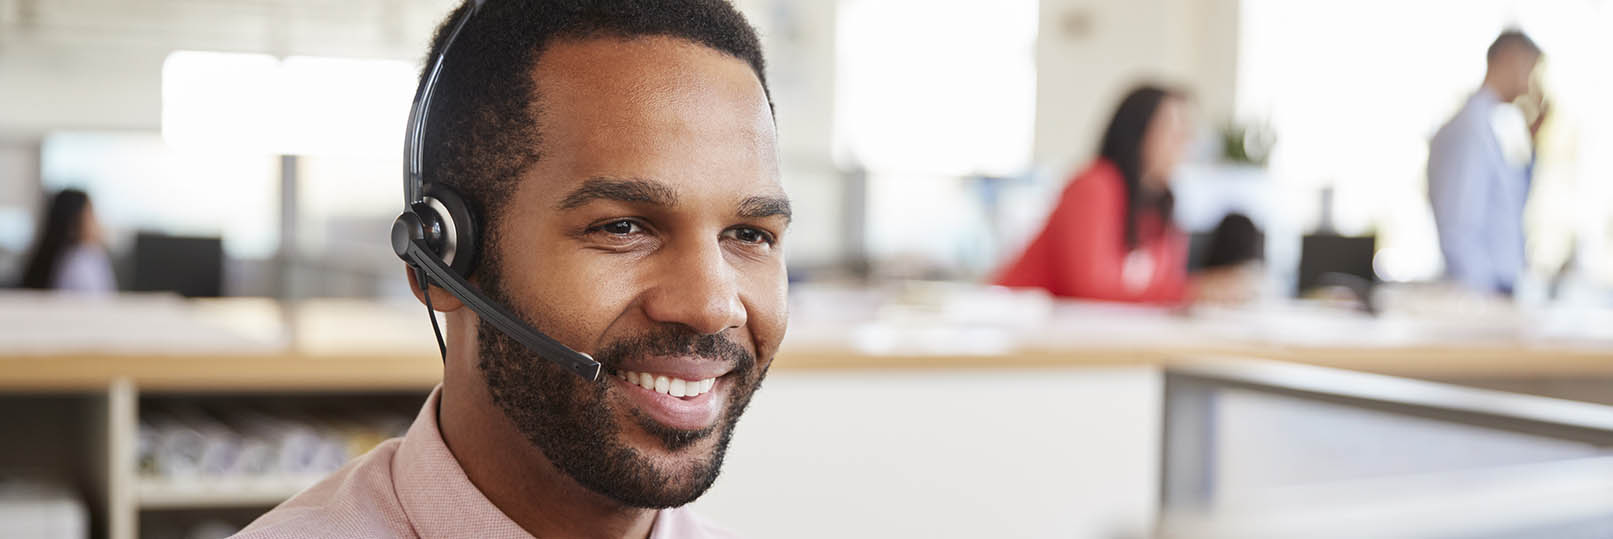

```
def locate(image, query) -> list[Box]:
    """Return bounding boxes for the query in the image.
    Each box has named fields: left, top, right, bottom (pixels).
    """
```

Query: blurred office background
left=2, top=0, right=1610, bottom=298
left=4, top=0, right=1613, bottom=538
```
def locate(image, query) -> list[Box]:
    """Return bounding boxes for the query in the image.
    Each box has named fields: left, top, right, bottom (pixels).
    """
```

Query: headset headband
left=404, top=0, right=485, bottom=206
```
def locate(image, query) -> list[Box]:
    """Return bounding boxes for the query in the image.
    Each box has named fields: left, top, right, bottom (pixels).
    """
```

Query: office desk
left=3, top=290, right=1612, bottom=539
left=0, top=295, right=439, bottom=392
left=4, top=291, right=1613, bottom=391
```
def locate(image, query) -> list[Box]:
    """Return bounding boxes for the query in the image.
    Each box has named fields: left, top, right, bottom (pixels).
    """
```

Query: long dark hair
left=1098, top=85, right=1182, bottom=249
left=20, top=189, right=92, bottom=289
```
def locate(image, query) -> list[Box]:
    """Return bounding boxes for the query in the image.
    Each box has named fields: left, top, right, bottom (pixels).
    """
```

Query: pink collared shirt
left=233, top=386, right=737, bottom=538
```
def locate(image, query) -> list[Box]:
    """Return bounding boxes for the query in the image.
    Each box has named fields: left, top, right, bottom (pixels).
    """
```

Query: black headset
left=389, top=0, right=602, bottom=381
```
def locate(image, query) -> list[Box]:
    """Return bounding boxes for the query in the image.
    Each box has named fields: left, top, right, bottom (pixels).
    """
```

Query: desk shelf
left=135, top=476, right=322, bottom=510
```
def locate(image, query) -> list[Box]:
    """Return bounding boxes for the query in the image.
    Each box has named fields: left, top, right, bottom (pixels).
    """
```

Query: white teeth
left=614, top=370, right=718, bottom=398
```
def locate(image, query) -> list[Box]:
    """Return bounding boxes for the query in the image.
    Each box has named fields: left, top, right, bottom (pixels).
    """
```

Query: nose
left=641, top=239, right=747, bottom=335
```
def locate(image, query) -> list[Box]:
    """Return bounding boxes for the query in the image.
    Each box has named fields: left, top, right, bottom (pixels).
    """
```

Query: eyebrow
left=556, top=176, right=791, bottom=223
left=738, top=195, right=792, bottom=223
left=556, top=178, right=679, bottom=210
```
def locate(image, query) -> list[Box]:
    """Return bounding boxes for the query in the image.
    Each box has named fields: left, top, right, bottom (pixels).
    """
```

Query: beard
left=475, top=268, right=769, bottom=509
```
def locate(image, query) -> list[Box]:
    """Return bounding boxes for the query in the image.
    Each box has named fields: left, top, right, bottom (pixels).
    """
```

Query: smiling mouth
left=611, top=369, right=717, bottom=399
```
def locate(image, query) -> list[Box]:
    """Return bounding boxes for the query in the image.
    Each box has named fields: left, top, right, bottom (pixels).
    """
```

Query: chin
left=613, top=439, right=729, bottom=508
left=640, top=435, right=724, bottom=469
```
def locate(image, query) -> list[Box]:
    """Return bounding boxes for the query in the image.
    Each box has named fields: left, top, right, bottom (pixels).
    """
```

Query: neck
left=1480, top=75, right=1510, bottom=102
left=439, top=314, right=659, bottom=539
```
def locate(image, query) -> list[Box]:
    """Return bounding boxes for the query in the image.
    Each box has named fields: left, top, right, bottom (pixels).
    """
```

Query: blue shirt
left=1427, top=88, right=1533, bottom=294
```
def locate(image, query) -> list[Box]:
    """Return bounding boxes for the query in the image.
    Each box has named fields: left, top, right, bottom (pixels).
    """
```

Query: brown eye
left=724, top=226, right=775, bottom=245
left=601, top=220, right=640, bottom=235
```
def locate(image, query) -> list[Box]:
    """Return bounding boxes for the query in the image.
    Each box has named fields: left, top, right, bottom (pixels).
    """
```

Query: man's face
left=1497, top=50, right=1540, bottom=102
left=476, top=36, right=788, bottom=508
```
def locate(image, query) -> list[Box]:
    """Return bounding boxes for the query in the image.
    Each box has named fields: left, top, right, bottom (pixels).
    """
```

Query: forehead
left=1151, top=98, right=1189, bottom=127
left=525, top=36, right=780, bottom=200
left=1497, top=46, right=1541, bottom=64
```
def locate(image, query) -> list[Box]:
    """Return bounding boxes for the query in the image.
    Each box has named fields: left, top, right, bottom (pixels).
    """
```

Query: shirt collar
left=392, top=385, right=534, bottom=538
left=1474, top=86, right=1503, bottom=108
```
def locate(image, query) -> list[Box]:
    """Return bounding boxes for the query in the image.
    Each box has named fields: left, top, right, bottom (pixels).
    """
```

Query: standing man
left=1428, top=30, right=1547, bottom=295
left=236, top=1, right=789, bottom=537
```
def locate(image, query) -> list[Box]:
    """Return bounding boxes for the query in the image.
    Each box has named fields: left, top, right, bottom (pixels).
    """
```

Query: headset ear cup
left=421, top=183, right=480, bottom=278
left=406, top=202, right=447, bottom=257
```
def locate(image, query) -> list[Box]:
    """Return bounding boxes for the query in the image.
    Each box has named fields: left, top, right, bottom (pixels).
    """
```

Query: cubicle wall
left=1159, top=360, right=1613, bottom=537
left=691, top=368, right=1162, bottom=538
left=11, top=362, right=1613, bottom=538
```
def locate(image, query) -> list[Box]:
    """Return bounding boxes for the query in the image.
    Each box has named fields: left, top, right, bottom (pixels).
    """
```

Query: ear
left=405, top=266, right=466, bottom=312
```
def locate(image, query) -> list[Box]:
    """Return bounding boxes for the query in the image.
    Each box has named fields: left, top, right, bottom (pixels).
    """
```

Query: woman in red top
left=996, top=86, right=1194, bottom=304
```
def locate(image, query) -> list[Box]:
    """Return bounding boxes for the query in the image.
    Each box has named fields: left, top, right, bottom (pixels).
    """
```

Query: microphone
left=392, top=212, right=602, bottom=381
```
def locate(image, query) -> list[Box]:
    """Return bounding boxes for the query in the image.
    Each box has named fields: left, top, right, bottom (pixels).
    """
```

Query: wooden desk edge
left=3, top=343, right=1612, bottom=392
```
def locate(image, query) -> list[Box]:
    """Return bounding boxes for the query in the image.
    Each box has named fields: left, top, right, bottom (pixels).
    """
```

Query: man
left=1428, top=30, right=1547, bottom=295
left=235, top=1, right=789, bottom=537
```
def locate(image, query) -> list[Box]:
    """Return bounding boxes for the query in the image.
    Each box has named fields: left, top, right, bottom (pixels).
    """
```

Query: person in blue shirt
left=1428, top=30, right=1548, bottom=295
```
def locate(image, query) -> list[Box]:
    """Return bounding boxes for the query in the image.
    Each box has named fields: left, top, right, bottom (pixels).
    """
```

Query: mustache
left=591, top=325, right=756, bottom=373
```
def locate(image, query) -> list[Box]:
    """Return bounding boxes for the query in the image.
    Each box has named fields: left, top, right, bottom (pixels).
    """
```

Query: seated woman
left=995, top=85, right=1194, bottom=304
left=18, top=188, right=116, bottom=294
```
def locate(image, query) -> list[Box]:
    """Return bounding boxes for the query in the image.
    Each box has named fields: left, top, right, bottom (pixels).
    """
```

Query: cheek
left=561, top=256, right=644, bottom=343
left=498, top=237, right=640, bottom=352
left=1144, top=134, right=1169, bottom=169
left=742, top=261, right=790, bottom=357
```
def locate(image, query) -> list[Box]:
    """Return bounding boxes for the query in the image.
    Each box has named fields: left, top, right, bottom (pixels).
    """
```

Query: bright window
left=1238, top=0, right=1613, bottom=284
left=41, top=131, right=279, bottom=258
left=835, top=0, right=1038, bottom=272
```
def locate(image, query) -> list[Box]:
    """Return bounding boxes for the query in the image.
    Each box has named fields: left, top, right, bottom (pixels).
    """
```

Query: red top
left=994, top=160, right=1189, bottom=304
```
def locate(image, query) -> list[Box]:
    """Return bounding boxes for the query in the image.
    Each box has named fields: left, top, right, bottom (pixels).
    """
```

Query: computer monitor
left=130, top=232, right=223, bottom=297
left=1296, top=234, right=1376, bottom=296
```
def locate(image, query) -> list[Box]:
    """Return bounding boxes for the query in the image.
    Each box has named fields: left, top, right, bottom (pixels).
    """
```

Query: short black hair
left=1487, top=30, right=1541, bottom=63
left=419, top=0, right=770, bottom=274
